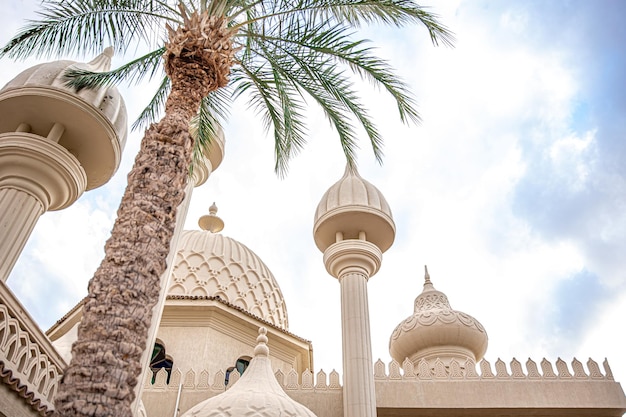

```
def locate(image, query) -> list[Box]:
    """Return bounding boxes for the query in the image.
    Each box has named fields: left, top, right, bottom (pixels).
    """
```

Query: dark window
left=224, top=357, right=250, bottom=386
left=150, top=342, right=173, bottom=384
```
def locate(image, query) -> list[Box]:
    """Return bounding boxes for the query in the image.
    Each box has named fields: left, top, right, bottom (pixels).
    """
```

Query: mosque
left=1, top=52, right=626, bottom=417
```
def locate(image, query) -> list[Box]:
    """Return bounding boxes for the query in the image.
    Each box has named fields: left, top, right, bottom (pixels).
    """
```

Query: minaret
left=0, top=48, right=127, bottom=282
left=313, top=166, right=395, bottom=417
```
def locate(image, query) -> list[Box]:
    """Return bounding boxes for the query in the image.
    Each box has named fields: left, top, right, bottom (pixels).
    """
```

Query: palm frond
left=132, top=76, right=171, bottom=131
left=232, top=0, right=454, bottom=47
left=237, top=35, right=362, bottom=174
left=0, top=0, right=172, bottom=59
left=64, top=47, right=165, bottom=90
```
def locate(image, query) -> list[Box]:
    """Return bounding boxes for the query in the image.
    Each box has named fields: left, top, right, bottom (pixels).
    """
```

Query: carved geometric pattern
left=402, top=358, right=416, bottom=378
left=433, top=358, right=447, bottom=379
left=541, top=358, right=557, bottom=379
left=464, top=359, right=479, bottom=379
left=480, top=359, right=494, bottom=379
left=418, top=359, right=431, bottom=379
left=510, top=358, right=525, bottom=379
left=390, top=307, right=486, bottom=341
left=184, top=369, right=196, bottom=389
left=389, top=360, right=402, bottom=380
left=301, top=369, right=313, bottom=389
left=274, top=369, right=285, bottom=387
left=0, top=303, right=63, bottom=412
left=170, top=368, right=182, bottom=386
left=228, top=371, right=240, bottom=388
left=587, top=358, right=604, bottom=379
left=329, top=370, right=341, bottom=389
left=449, top=359, right=463, bottom=379
left=315, top=370, right=328, bottom=389
left=571, top=358, right=588, bottom=379
left=212, top=370, right=225, bottom=390
left=556, top=358, right=572, bottom=378
left=198, top=369, right=211, bottom=388
left=285, top=369, right=299, bottom=390
left=374, top=359, right=386, bottom=379
left=169, top=232, right=289, bottom=329
left=526, top=358, right=541, bottom=379
left=154, top=368, right=168, bottom=388
left=603, top=359, right=614, bottom=381
left=495, top=358, right=509, bottom=378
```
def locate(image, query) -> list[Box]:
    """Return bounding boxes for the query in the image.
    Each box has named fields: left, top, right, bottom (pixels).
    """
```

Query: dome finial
left=198, top=202, right=224, bottom=233
left=423, top=265, right=435, bottom=291
left=254, top=327, right=269, bottom=357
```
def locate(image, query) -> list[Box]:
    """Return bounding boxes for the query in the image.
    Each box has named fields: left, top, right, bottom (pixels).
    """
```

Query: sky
left=2, top=0, right=626, bottom=390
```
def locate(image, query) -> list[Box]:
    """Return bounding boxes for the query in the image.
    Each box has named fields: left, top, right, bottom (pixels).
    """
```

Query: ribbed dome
left=389, top=267, right=488, bottom=367
left=169, top=207, right=288, bottom=329
left=313, top=166, right=395, bottom=253
left=182, top=327, right=317, bottom=417
left=0, top=48, right=127, bottom=189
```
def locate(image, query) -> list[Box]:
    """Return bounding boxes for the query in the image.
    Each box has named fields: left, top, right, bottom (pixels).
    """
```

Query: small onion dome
left=389, top=266, right=488, bottom=367
left=314, top=165, right=395, bottom=253
left=169, top=205, right=288, bottom=329
left=182, top=327, right=318, bottom=417
left=0, top=47, right=127, bottom=190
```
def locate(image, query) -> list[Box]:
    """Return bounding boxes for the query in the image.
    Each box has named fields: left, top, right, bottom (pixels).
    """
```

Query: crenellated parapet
left=144, top=367, right=343, bottom=392
left=0, top=284, right=66, bottom=416
left=373, top=356, right=616, bottom=381
left=142, top=367, right=344, bottom=417
left=373, top=356, right=626, bottom=415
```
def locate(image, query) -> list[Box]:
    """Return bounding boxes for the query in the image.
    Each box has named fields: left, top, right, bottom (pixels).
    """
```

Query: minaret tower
left=0, top=48, right=127, bottom=282
left=313, top=166, right=395, bottom=417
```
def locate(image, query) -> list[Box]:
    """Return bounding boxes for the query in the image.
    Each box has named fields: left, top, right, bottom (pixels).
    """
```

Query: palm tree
left=1, top=1, right=452, bottom=416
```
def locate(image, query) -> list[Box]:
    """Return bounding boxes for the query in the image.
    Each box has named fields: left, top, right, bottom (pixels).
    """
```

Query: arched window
left=224, top=356, right=250, bottom=386
left=150, top=342, right=173, bottom=384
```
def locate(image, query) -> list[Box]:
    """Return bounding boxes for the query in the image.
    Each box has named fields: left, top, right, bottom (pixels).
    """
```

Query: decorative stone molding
left=373, top=357, right=617, bottom=381
left=144, top=367, right=343, bottom=392
left=0, top=284, right=66, bottom=416
left=170, top=232, right=289, bottom=329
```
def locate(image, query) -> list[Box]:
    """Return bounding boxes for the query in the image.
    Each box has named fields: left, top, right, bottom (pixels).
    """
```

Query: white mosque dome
left=389, top=267, right=488, bottom=367
left=313, top=165, right=395, bottom=253
left=181, top=327, right=317, bottom=417
left=168, top=204, right=289, bottom=329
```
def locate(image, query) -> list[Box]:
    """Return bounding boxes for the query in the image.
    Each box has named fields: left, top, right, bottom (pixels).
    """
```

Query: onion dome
left=169, top=205, right=289, bottom=329
left=313, top=165, right=395, bottom=253
left=389, top=266, right=488, bottom=367
left=0, top=48, right=127, bottom=190
left=182, top=327, right=317, bottom=417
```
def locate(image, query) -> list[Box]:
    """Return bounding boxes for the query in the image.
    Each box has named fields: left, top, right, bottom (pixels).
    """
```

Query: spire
left=198, top=202, right=224, bottom=233
left=254, top=327, right=269, bottom=357
left=423, top=265, right=435, bottom=291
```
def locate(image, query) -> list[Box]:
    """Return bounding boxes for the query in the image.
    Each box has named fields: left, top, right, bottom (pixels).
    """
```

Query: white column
left=0, top=187, right=44, bottom=281
left=323, top=239, right=382, bottom=417
left=0, top=131, right=86, bottom=282
left=339, top=269, right=376, bottom=417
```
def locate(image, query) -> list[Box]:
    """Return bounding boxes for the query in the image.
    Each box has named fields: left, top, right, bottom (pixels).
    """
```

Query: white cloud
left=1, top=0, right=625, bottom=389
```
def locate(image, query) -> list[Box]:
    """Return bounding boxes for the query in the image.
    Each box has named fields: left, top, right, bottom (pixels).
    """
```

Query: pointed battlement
left=373, top=357, right=615, bottom=381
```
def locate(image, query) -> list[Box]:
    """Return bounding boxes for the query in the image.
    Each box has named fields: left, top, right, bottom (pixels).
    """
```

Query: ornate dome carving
left=389, top=267, right=488, bottom=367
left=181, top=327, right=317, bottom=417
left=169, top=206, right=288, bottom=329
left=313, top=165, right=395, bottom=253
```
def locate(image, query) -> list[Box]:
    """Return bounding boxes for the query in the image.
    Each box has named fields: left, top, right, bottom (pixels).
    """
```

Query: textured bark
left=54, top=13, right=234, bottom=417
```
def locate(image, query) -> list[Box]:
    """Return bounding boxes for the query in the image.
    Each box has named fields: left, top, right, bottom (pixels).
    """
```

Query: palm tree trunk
left=54, top=12, right=233, bottom=416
